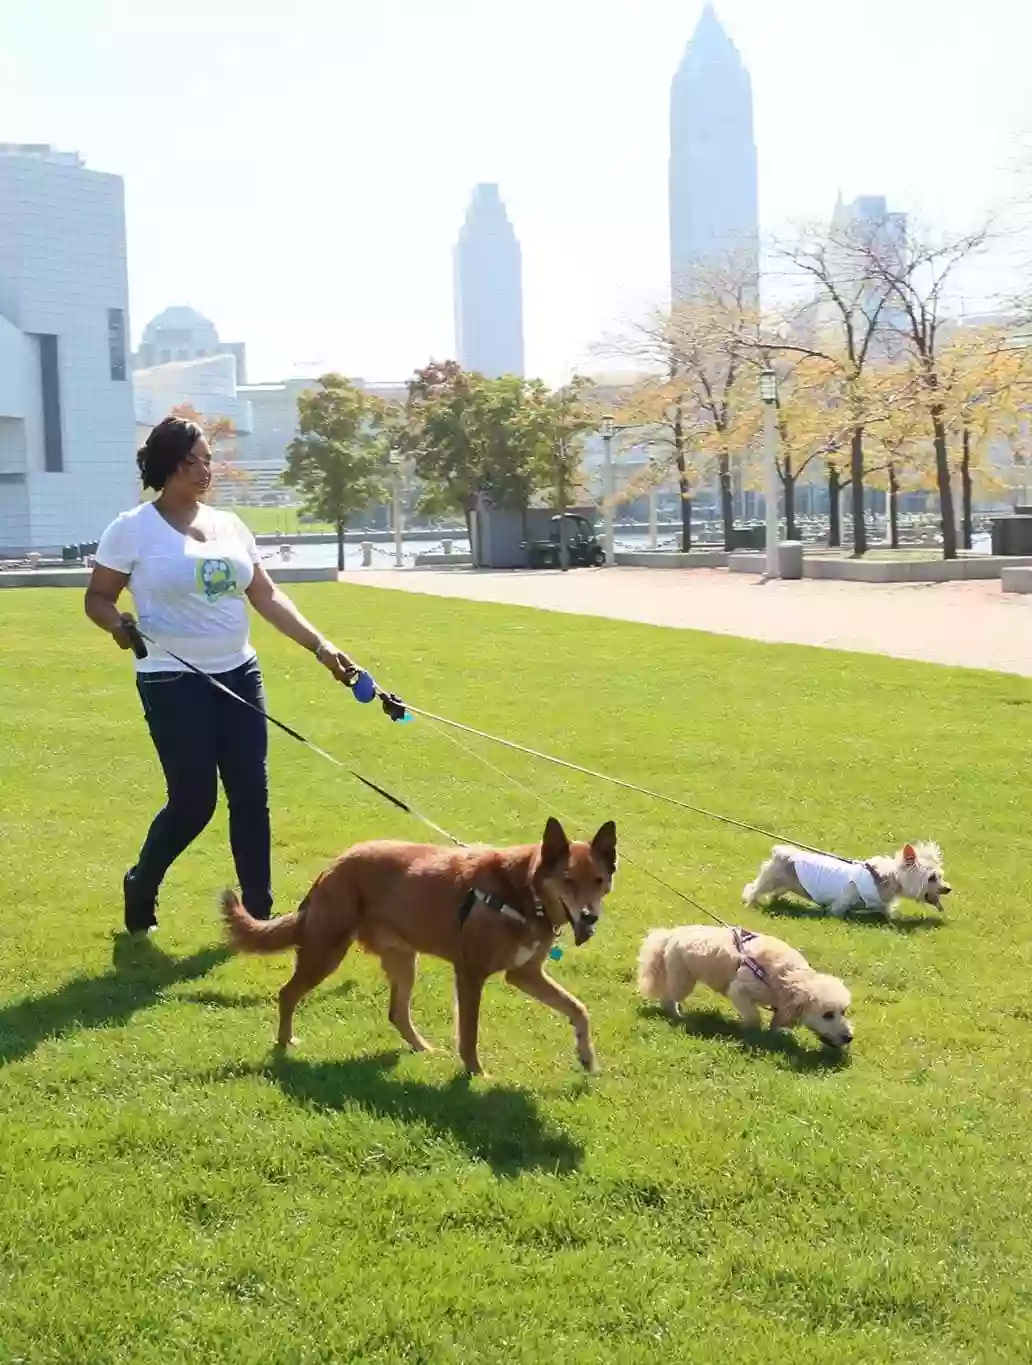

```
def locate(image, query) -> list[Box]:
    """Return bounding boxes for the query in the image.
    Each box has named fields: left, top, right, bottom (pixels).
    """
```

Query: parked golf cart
left=524, top=514, right=606, bottom=569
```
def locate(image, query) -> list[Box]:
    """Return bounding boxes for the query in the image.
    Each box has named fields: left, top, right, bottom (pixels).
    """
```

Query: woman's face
left=167, top=435, right=212, bottom=499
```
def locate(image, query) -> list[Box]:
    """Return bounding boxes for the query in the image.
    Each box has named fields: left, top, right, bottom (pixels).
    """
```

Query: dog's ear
left=902, top=843, right=917, bottom=866
left=770, top=976, right=808, bottom=1029
left=541, top=817, right=570, bottom=870
left=591, top=820, right=618, bottom=874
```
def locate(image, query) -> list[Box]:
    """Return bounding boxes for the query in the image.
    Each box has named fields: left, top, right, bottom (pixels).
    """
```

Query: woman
left=85, top=414, right=358, bottom=933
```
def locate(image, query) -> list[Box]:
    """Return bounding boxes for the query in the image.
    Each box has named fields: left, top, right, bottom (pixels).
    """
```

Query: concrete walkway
left=355, top=567, right=1032, bottom=677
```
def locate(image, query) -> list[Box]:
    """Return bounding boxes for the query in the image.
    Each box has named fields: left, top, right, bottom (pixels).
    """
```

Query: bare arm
left=246, top=562, right=358, bottom=684
left=84, top=565, right=136, bottom=651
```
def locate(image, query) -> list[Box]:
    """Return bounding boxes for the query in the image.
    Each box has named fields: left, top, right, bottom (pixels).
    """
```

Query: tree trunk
left=783, top=454, right=797, bottom=540
left=828, top=466, right=841, bottom=548
left=933, top=408, right=957, bottom=560
left=961, top=427, right=973, bottom=551
left=336, top=520, right=345, bottom=572
left=850, top=426, right=867, bottom=557
left=888, top=464, right=899, bottom=549
left=674, top=403, right=692, bottom=552
left=719, top=452, right=734, bottom=551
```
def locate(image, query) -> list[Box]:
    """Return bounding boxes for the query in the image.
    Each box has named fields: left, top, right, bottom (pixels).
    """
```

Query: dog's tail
left=637, top=929, right=673, bottom=999
left=220, top=889, right=302, bottom=954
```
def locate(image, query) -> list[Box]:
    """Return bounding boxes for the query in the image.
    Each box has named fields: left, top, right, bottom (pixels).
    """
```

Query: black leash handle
left=121, top=617, right=149, bottom=660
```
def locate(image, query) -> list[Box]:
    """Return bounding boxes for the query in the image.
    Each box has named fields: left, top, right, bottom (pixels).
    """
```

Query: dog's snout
left=582, top=911, right=599, bottom=927
left=940, top=883, right=952, bottom=896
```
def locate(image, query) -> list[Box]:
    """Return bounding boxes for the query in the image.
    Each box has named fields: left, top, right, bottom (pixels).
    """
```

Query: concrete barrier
left=266, top=565, right=339, bottom=583
left=803, top=555, right=1032, bottom=583
left=614, top=550, right=727, bottom=569
left=414, top=553, right=473, bottom=567
left=1001, top=566, right=1032, bottom=594
left=0, top=564, right=339, bottom=589
left=728, top=552, right=765, bottom=574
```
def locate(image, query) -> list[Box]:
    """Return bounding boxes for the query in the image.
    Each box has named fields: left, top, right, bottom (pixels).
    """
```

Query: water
left=264, top=527, right=993, bottom=570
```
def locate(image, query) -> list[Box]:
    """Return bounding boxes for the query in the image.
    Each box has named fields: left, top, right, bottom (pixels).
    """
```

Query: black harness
left=458, top=888, right=551, bottom=931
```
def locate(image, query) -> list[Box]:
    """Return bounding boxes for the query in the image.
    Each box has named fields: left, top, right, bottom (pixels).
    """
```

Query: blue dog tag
left=549, top=946, right=563, bottom=962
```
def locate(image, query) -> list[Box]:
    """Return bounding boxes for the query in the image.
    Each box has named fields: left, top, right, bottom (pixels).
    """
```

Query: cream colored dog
left=637, top=925, right=853, bottom=1048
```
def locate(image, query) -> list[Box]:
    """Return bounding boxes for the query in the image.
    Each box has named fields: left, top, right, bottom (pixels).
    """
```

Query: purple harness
left=732, top=927, right=769, bottom=985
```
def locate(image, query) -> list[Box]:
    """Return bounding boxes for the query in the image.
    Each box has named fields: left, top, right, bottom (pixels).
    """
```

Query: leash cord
left=127, top=628, right=463, bottom=847
left=423, top=716, right=769, bottom=982
left=401, top=699, right=844, bottom=862
left=128, top=627, right=763, bottom=972
left=424, top=712, right=736, bottom=931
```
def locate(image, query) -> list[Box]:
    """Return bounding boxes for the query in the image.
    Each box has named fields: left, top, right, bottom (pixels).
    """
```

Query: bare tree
left=599, top=257, right=760, bottom=551
left=753, top=225, right=904, bottom=556
left=853, top=224, right=993, bottom=559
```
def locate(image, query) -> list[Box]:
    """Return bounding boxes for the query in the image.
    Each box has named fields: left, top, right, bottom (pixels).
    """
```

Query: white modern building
left=453, top=183, right=524, bottom=378
left=133, top=305, right=247, bottom=382
left=0, top=143, right=137, bottom=553
left=133, top=353, right=253, bottom=438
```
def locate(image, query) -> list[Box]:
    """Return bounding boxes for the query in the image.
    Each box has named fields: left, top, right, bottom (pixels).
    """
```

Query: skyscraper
left=669, top=4, right=759, bottom=299
left=828, top=194, right=908, bottom=357
left=453, top=183, right=524, bottom=378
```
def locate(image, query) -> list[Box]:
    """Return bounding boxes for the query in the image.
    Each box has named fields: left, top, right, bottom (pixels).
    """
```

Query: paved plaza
left=357, top=567, right=1032, bottom=676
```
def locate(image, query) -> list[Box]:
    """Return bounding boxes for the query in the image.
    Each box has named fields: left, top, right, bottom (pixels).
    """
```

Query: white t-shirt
left=95, top=502, right=261, bottom=674
left=792, top=851, right=883, bottom=910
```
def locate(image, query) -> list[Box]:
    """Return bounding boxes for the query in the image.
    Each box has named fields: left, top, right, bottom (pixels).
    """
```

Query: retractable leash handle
left=121, top=617, right=148, bottom=660
left=348, top=667, right=410, bottom=723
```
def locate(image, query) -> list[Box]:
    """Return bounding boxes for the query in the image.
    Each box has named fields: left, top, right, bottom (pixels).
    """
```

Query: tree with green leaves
left=404, top=361, right=540, bottom=539
left=522, top=376, right=595, bottom=569
left=283, top=374, right=389, bottom=571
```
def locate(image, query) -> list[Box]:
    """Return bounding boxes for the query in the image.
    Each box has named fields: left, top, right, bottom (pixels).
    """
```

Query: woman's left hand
left=317, top=643, right=360, bottom=686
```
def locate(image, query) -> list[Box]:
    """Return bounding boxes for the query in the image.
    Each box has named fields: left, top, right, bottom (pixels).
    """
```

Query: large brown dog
left=221, top=817, right=617, bottom=1075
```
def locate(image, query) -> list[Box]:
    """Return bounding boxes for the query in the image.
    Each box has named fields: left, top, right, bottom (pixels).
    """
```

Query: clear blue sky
left=2, top=0, right=1028, bottom=383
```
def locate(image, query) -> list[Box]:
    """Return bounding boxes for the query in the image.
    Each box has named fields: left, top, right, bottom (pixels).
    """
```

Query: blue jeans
left=134, top=657, right=272, bottom=918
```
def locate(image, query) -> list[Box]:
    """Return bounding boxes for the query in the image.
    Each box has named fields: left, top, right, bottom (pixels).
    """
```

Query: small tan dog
left=637, top=925, right=853, bottom=1049
left=221, top=817, right=617, bottom=1076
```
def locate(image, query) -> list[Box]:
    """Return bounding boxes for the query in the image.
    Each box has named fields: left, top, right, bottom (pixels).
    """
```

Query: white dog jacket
left=792, top=852, right=883, bottom=909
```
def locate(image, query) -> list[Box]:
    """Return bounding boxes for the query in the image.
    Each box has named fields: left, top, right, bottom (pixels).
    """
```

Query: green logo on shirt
left=197, top=558, right=238, bottom=602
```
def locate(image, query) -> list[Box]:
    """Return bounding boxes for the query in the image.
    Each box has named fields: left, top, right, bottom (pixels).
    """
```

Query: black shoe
left=123, top=869, right=158, bottom=934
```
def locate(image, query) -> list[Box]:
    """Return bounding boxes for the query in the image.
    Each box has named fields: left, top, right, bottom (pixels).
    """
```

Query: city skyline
left=1, top=0, right=1027, bottom=385
left=453, top=182, right=525, bottom=379
left=669, top=3, right=758, bottom=299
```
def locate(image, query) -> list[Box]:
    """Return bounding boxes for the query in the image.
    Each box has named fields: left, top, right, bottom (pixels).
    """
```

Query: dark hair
left=136, top=416, right=204, bottom=491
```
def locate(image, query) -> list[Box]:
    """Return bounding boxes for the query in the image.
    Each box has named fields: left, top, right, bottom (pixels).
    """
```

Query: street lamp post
left=600, top=414, right=615, bottom=566
left=759, top=368, right=780, bottom=579
left=389, top=454, right=404, bottom=568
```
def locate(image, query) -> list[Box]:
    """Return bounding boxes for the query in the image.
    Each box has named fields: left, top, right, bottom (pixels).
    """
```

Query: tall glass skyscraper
left=453, top=183, right=524, bottom=378
left=669, top=5, right=759, bottom=299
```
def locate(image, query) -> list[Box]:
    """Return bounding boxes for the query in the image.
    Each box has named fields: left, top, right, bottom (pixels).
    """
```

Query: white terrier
left=743, top=842, right=950, bottom=917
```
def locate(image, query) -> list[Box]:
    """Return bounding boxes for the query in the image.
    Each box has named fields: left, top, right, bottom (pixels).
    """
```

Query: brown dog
left=221, top=817, right=617, bottom=1075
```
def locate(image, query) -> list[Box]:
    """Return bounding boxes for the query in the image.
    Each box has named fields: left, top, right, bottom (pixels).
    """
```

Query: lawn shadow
left=644, top=1005, right=851, bottom=1074
left=215, top=1049, right=584, bottom=1177
left=0, top=934, right=229, bottom=1068
left=761, top=896, right=945, bottom=935
left=179, top=979, right=355, bottom=1012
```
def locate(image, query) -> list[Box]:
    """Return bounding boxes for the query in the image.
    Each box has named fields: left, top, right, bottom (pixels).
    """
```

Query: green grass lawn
left=225, top=506, right=331, bottom=535
left=1, top=585, right=1030, bottom=1364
